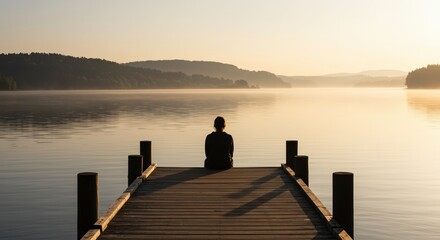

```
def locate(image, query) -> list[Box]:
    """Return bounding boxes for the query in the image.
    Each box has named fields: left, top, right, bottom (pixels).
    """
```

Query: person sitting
left=204, top=116, right=234, bottom=170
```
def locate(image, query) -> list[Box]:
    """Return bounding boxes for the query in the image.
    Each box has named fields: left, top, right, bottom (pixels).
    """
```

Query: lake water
left=0, top=88, right=439, bottom=239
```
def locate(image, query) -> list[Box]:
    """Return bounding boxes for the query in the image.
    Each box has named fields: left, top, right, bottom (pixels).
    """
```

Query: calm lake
left=0, top=88, right=439, bottom=239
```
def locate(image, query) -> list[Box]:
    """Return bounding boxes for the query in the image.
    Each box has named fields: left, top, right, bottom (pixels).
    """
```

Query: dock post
left=128, top=155, right=143, bottom=186
left=333, top=172, right=354, bottom=239
left=286, top=140, right=298, bottom=169
left=293, top=155, right=309, bottom=186
left=77, top=172, right=98, bottom=240
left=140, top=141, right=152, bottom=171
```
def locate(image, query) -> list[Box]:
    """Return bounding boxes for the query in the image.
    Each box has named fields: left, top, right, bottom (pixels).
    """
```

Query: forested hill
left=406, top=65, right=440, bottom=89
left=0, top=53, right=250, bottom=90
left=126, top=60, right=290, bottom=88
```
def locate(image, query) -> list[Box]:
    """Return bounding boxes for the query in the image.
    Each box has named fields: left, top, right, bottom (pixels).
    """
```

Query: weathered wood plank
left=93, top=192, right=130, bottom=232
left=141, top=163, right=157, bottom=179
left=98, top=167, right=340, bottom=240
left=332, top=227, right=353, bottom=240
left=91, top=163, right=158, bottom=233
left=108, top=219, right=324, bottom=226
left=281, top=164, right=352, bottom=240
left=99, top=234, right=337, bottom=240
left=81, top=229, right=100, bottom=240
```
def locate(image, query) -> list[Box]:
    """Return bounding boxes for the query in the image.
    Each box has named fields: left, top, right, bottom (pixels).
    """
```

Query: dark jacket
left=204, top=131, right=234, bottom=169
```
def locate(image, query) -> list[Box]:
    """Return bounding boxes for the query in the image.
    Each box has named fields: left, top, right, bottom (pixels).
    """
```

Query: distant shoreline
left=0, top=53, right=288, bottom=90
left=5, top=87, right=436, bottom=93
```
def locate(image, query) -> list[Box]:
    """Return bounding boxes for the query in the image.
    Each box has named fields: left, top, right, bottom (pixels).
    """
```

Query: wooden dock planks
left=96, top=167, right=340, bottom=240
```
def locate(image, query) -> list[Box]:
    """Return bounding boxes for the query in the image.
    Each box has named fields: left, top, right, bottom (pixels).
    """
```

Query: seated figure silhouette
left=204, top=116, right=234, bottom=170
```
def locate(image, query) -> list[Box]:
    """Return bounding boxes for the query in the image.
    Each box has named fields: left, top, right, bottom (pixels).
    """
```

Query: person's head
left=214, top=116, right=225, bottom=132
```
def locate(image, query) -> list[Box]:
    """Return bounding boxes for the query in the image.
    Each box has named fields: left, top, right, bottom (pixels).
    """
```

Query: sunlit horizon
left=1, top=0, right=439, bottom=75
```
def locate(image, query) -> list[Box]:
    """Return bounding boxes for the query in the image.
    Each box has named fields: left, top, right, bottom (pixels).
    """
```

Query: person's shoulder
left=207, top=132, right=216, bottom=137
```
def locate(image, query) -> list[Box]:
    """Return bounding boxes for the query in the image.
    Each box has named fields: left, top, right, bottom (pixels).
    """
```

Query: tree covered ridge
left=126, top=60, right=290, bottom=88
left=406, top=65, right=440, bottom=89
left=0, top=53, right=250, bottom=90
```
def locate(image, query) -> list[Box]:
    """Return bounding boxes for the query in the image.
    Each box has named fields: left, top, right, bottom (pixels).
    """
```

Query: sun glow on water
left=1, top=88, right=440, bottom=239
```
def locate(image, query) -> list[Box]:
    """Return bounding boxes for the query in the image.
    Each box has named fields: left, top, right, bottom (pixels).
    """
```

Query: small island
left=406, top=65, right=440, bottom=89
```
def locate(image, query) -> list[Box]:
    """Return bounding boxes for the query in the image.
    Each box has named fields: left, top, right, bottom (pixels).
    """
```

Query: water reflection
left=406, top=90, right=440, bottom=120
left=1, top=89, right=440, bottom=239
left=0, top=90, right=276, bottom=138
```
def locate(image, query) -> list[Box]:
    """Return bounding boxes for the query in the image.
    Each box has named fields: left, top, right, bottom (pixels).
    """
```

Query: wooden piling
left=128, top=155, right=143, bottom=186
left=87, top=140, right=355, bottom=240
left=333, top=172, right=354, bottom=239
left=294, top=155, right=309, bottom=186
left=140, top=141, right=152, bottom=171
left=286, top=140, right=298, bottom=168
left=77, top=172, right=98, bottom=240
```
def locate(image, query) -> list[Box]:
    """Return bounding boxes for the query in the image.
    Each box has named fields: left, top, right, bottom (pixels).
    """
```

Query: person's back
left=204, top=117, right=234, bottom=170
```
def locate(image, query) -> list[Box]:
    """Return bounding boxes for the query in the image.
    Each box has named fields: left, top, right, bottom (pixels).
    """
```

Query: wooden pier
left=79, top=141, right=353, bottom=240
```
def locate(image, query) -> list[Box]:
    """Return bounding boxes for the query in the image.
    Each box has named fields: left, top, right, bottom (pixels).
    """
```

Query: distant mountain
left=280, top=70, right=407, bottom=88
left=126, top=60, right=290, bottom=88
left=406, top=65, right=440, bottom=89
left=0, top=53, right=250, bottom=90
left=323, top=70, right=407, bottom=78
left=358, top=70, right=407, bottom=77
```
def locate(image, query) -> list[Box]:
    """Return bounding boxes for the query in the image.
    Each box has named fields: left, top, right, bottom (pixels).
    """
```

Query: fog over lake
left=0, top=88, right=439, bottom=239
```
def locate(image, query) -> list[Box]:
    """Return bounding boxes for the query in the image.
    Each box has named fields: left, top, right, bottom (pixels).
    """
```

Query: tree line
left=127, top=60, right=290, bottom=88
left=0, top=53, right=250, bottom=90
left=406, top=65, right=440, bottom=89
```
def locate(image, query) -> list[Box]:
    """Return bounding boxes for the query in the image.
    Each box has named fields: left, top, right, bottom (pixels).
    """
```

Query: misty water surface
left=0, top=88, right=439, bottom=239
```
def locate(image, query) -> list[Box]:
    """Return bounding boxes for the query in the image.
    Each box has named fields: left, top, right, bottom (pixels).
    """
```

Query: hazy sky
left=1, top=0, right=439, bottom=75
